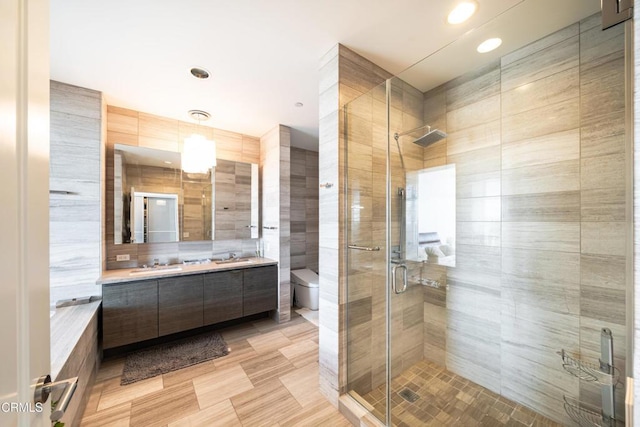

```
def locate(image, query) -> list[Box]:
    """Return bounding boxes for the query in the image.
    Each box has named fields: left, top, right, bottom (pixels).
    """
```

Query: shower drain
left=398, top=388, right=420, bottom=403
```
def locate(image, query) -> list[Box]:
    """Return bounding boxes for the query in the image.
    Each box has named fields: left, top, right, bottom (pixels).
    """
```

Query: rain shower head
left=394, top=125, right=447, bottom=147
left=413, top=128, right=447, bottom=147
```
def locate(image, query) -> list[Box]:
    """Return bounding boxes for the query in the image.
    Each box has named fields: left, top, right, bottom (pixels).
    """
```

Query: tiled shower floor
left=359, top=360, right=562, bottom=426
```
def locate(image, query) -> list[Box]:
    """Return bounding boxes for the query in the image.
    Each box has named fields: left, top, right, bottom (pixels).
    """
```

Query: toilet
left=291, top=269, right=319, bottom=310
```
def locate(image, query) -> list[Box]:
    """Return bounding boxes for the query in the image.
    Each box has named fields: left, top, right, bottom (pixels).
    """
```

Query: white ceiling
left=50, top=0, right=601, bottom=151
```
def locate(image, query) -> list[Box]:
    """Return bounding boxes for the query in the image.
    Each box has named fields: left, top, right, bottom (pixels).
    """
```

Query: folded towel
left=425, top=246, right=446, bottom=258
left=439, top=244, right=453, bottom=256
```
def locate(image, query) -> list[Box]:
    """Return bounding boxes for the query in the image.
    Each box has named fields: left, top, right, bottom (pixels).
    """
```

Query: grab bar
left=391, top=264, right=408, bottom=294
left=348, top=245, right=380, bottom=251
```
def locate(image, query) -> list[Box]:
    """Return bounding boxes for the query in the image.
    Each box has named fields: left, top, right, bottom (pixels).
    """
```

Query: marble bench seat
left=50, top=300, right=101, bottom=426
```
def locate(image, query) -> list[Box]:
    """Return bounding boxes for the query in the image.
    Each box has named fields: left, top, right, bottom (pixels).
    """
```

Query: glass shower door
left=345, top=80, right=389, bottom=422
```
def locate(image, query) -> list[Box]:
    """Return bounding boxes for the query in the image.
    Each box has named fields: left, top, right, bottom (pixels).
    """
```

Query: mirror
left=131, top=192, right=180, bottom=243
left=405, top=164, right=456, bottom=266
left=114, top=144, right=259, bottom=244
left=211, top=159, right=259, bottom=240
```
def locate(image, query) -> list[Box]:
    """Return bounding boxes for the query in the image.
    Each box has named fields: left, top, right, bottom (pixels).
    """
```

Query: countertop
left=97, top=257, right=278, bottom=285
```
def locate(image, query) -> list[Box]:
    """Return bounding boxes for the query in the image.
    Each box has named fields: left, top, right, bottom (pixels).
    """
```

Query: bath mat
left=121, top=332, right=229, bottom=385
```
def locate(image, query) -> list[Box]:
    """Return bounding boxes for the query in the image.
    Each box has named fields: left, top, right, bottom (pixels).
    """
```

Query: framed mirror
left=114, top=144, right=259, bottom=244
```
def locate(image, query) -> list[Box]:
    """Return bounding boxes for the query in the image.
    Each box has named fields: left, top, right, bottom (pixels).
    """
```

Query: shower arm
left=394, top=124, right=431, bottom=140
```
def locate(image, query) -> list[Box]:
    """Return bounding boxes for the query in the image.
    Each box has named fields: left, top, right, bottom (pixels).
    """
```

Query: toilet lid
left=291, top=269, right=319, bottom=287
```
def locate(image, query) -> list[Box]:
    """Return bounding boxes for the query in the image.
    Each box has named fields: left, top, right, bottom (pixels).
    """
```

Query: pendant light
left=183, top=109, right=216, bottom=173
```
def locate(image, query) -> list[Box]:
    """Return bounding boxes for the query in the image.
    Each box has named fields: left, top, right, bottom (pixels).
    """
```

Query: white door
left=0, top=0, right=52, bottom=425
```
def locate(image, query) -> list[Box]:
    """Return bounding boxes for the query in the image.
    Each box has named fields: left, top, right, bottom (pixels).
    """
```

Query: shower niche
left=405, top=164, right=456, bottom=267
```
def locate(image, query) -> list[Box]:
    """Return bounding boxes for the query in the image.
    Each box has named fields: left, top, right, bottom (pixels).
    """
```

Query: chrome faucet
left=229, top=252, right=238, bottom=260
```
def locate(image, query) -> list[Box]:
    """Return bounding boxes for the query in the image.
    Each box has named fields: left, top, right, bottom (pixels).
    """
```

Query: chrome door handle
left=34, top=374, right=78, bottom=422
left=392, top=264, right=408, bottom=294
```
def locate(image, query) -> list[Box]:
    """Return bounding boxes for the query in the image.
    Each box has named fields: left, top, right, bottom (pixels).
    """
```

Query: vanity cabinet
left=204, top=270, right=243, bottom=325
left=159, top=275, right=204, bottom=336
left=102, top=280, right=159, bottom=349
left=101, top=263, right=278, bottom=350
left=243, top=266, right=278, bottom=316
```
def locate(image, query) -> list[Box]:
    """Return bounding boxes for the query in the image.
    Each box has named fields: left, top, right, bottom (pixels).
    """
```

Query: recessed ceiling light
left=447, top=1, right=477, bottom=25
left=477, top=38, right=502, bottom=53
left=294, top=102, right=304, bottom=107
left=190, top=67, right=210, bottom=79
left=164, top=161, right=172, bottom=165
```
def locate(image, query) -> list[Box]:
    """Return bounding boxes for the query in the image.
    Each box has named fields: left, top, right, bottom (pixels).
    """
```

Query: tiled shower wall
left=421, top=14, right=627, bottom=424
left=290, top=147, right=319, bottom=272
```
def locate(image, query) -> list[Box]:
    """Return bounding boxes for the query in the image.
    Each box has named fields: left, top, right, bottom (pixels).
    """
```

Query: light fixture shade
left=182, top=134, right=216, bottom=173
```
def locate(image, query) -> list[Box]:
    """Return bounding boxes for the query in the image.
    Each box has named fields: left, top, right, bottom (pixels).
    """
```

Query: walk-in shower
left=344, top=2, right=631, bottom=426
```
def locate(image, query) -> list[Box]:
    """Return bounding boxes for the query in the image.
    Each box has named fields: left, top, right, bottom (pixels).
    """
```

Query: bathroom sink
left=129, top=265, right=183, bottom=275
left=214, top=258, right=253, bottom=265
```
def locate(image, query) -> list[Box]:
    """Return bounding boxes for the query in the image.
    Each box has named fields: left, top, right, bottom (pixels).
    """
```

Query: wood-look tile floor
left=80, top=314, right=351, bottom=427
left=361, top=360, right=562, bottom=427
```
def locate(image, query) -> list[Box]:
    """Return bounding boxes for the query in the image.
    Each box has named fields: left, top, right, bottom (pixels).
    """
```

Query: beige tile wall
left=290, top=147, right=319, bottom=272
left=260, top=125, right=292, bottom=323
left=318, top=44, right=392, bottom=405
left=50, top=81, right=103, bottom=304
left=420, top=14, right=627, bottom=424
left=182, top=171, right=212, bottom=241
left=212, top=159, right=253, bottom=241
left=105, top=105, right=261, bottom=270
